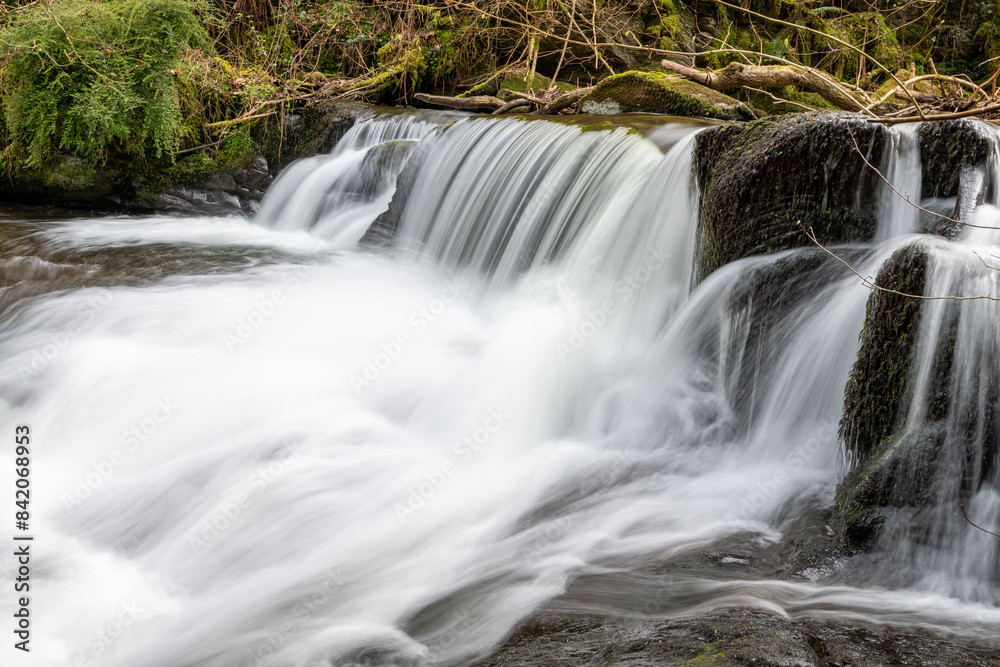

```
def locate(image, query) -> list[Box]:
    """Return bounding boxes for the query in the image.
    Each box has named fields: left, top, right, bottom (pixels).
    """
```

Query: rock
left=836, top=243, right=931, bottom=548
left=726, top=249, right=850, bottom=434
left=359, top=137, right=431, bottom=247
left=473, top=609, right=1000, bottom=666
left=233, top=155, right=273, bottom=191
left=0, top=155, right=124, bottom=209
left=255, top=100, right=369, bottom=173
left=202, top=173, right=240, bottom=193
left=918, top=119, right=993, bottom=199
left=580, top=71, right=756, bottom=121
left=694, top=112, right=887, bottom=281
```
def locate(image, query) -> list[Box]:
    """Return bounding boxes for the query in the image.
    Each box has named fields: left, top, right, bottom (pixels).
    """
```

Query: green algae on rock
left=580, top=71, right=756, bottom=121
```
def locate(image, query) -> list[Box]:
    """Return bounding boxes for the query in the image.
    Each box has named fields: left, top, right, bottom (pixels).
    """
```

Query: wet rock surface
left=474, top=609, right=1000, bottom=666
left=694, top=112, right=886, bottom=281
left=918, top=120, right=993, bottom=200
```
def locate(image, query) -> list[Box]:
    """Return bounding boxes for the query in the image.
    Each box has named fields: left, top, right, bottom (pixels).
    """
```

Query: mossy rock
left=580, top=71, right=756, bottom=121
left=834, top=242, right=988, bottom=550
left=0, top=155, right=123, bottom=208
left=840, top=244, right=930, bottom=461
left=918, top=119, right=993, bottom=199
left=254, top=100, right=370, bottom=173
left=694, top=112, right=886, bottom=281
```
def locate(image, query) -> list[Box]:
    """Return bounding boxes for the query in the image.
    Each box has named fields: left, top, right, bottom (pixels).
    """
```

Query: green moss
left=840, top=245, right=929, bottom=460
left=132, top=131, right=257, bottom=203
left=581, top=71, right=755, bottom=121
left=459, top=69, right=573, bottom=99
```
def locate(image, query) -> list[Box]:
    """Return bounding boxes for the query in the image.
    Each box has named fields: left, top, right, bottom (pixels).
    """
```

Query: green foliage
left=0, top=0, right=212, bottom=166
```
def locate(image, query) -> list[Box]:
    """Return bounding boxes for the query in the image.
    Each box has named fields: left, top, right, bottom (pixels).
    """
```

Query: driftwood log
left=415, top=86, right=594, bottom=115
left=414, top=93, right=504, bottom=111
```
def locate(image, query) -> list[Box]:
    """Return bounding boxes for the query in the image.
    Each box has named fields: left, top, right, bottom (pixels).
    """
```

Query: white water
left=1, top=116, right=999, bottom=667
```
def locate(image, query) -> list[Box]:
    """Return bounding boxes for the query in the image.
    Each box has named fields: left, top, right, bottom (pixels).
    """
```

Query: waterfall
left=255, top=111, right=458, bottom=245
left=877, top=123, right=922, bottom=240
left=2, top=115, right=1000, bottom=667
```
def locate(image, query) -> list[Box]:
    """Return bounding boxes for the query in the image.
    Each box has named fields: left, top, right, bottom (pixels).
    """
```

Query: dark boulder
left=694, top=112, right=887, bottom=281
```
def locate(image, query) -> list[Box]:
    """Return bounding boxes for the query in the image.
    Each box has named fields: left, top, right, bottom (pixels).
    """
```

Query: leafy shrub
left=0, top=0, right=212, bottom=166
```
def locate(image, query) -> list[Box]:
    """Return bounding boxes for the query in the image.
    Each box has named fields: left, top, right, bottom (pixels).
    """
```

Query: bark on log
left=492, top=99, right=533, bottom=115
left=534, top=87, right=593, bottom=115
left=661, top=59, right=867, bottom=113
left=414, top=93, right=504, bottom=111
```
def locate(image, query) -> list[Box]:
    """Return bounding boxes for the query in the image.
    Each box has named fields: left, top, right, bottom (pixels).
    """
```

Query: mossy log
left=662, top=60, right=868, bottom=113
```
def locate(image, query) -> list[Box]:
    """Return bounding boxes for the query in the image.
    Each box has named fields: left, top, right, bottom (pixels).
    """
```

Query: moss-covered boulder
left=918, top=119, right=993, bottom=199
left=694, top=112, right=886, bottom=281
left=835, top=244, right=929, bottom=548
left=0, top=156, right=123, bottom=209
left=833, top=242, right=994, bottom=550
left=580, top=71, right=756, bottom=121
left=840, top=245, right=933, bottom=458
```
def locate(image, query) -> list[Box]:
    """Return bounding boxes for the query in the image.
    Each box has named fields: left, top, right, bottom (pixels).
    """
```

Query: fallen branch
left=662, top=59, right=870, bottom=114
left=204, top=110, right=278, bottom=130
left=534, top=86, right=593, bottom=114
left=711, top=0, right=926, bottom=119
left=869, top=102, right=1000, bottom=125
left=414, top=93, right=504, bottom=111
left=800, top=223, right=1000, bottom=301
left=492, top=99, right=532, bottom=114
left=956, top=503, right=1000, bottom=538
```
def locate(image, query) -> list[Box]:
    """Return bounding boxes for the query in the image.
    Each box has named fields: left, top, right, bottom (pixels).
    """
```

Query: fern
left=0, top=0, right=213, bottom=166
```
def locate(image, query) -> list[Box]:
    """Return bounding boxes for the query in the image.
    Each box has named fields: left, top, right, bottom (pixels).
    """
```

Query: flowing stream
left=1, top=111, right=999, bottom=666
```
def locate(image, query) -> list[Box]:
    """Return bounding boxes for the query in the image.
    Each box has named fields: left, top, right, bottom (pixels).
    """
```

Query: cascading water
left=2, top=113, right=1000, bottom=667
left=255, top=112, right=458, bottom=245
left=877, top=123, right=923, bottom=240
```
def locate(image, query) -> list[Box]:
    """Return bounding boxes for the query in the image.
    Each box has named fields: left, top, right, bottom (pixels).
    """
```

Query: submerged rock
left=580, top=71, right=755, bottom=121
left=694, top=112, right=886, bottom=281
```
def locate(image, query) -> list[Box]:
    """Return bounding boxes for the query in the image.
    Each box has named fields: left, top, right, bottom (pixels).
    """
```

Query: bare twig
left=869, top=103, right=1000, bottom=125
left=799, top=224, right=1000, bottom=302
left=956, top=503, right=1000, bottom=538
left=711, top=0, right=927, bottom=119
